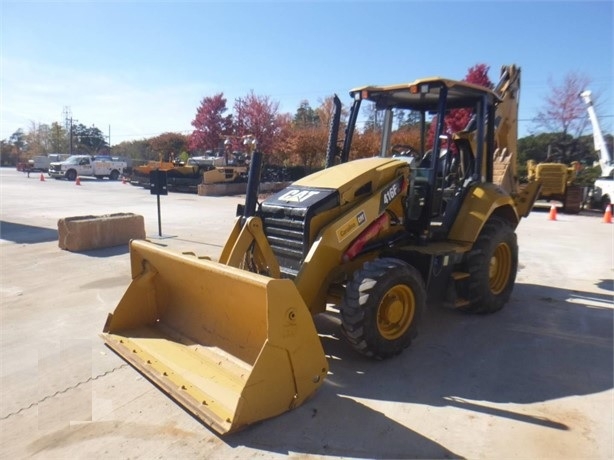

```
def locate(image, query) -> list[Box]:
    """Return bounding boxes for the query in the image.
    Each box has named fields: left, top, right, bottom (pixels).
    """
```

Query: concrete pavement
left=1, top=167, right=612, bottom=459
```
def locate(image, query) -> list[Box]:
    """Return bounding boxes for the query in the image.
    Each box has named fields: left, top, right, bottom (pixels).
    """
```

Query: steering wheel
left=391, top=144, right=421, bottom=158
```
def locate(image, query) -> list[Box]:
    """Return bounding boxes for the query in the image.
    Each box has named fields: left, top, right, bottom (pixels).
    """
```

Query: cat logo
left=336, top=211, right=367, bottom=242
left=278, top=189, right=321, bottom=203
left=357, top=211, right=366, bottom=225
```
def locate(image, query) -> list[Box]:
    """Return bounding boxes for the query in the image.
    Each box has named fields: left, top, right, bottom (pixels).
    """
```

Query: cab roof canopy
left=350, top=77, right=499, bottom=111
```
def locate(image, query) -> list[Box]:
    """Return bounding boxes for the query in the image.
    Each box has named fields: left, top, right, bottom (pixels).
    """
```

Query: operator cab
left=340, top=78, right=500, bottom=242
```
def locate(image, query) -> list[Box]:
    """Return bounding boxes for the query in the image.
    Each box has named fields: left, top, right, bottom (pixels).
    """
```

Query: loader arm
left=218, top=216, right=281, bottom=278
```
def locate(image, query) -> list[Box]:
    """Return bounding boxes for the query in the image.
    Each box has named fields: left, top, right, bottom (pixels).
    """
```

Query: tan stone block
left=57, top=213, right=145, bottom=251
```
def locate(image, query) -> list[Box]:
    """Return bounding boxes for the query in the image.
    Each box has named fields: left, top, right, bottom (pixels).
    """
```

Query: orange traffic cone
left=603, top=204, right=612, bottom=224
left=122, top=176, right=127, bottom=184
left=549, top=205, right=557, bottom=221
left=75, top=176, right=81, bottom=186
left=39, top=173, right=45, bottom=182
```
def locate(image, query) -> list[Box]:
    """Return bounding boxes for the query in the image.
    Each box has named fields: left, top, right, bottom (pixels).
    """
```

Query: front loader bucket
left=102, top=239, right=329, bottom=434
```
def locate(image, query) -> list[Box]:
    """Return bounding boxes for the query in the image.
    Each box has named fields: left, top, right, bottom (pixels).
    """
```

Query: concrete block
left=197, top=182, right=247, bottom=196
left=58, top=213, right=145, bottom=251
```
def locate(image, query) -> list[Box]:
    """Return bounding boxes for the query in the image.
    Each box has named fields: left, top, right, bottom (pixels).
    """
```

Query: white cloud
left=1, top=57, right=218, bottom=143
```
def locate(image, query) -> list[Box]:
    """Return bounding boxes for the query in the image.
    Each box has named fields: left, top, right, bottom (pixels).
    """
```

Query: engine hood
left=292, top=157, right=408, bottom=205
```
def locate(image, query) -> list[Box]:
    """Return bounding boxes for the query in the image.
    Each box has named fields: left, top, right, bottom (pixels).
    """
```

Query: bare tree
left=533, top=71, right=592, bottom=137
left=532, top=71, right=596, bottom=162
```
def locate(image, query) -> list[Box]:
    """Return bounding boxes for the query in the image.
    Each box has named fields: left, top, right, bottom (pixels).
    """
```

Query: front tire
left=462, top=217, right=518, bottom=314
left=341, top=258, right=426, bottom=359
left=66, top=170, right=77, bottom=181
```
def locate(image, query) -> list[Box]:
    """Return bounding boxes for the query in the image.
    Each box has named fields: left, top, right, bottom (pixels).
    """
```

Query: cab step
left=454, top=297, right=471, bottom=308
left=442, top=271, right=471, bottom=309
left=451, top=271, right=470, bottom=281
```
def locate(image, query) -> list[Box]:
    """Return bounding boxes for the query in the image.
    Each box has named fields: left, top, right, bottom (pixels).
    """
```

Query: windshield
left=351, top=102, right=443, bottom=166
left=64, top=156, right=83, bottom=164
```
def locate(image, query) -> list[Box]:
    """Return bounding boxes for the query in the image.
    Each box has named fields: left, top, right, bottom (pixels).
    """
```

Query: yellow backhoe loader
left=102, top=64, right=540, bottom=434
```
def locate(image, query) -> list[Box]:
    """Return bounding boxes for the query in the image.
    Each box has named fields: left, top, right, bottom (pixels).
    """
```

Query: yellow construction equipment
left=526, top=160, right=584, bottom=213
left=201, top=165, right=248, bottom=184
left=102, top=64, right=540, bottom=434
left=200, top=136, right=252, bottom=185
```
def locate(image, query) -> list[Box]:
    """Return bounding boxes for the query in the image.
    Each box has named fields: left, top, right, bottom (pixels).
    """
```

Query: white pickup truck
left=49, top=155, right=127, bottom=181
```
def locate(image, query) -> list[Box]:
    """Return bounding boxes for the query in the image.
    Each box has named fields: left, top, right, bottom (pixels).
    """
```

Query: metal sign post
left=149, top=169, right=174, bottom=239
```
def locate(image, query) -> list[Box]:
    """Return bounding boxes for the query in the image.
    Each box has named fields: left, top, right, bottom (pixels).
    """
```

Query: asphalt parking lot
left=1, top=167, right=612, bottom=459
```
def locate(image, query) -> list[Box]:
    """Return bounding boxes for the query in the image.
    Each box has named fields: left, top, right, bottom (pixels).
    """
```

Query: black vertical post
left=150, top=169, right=168, bottom=237
left=325, top=95, right=342, bottom=168
left=486, top=98, right=495, bottom=183
left=243, top=150, right=263, bottom=224
left=341, top=98, right=362, bottom=164
left=157, top=194, right=162, bottom=236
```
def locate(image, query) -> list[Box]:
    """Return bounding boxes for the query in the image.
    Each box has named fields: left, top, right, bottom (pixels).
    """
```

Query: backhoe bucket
left=102, top=239, right=329, bottom=434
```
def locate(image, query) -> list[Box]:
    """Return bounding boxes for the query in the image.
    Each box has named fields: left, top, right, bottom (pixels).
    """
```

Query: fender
left=448, top=182, right=519, bottom=243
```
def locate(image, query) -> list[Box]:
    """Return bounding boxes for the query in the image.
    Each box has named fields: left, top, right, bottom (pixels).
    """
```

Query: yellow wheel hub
left=377, top=285, right=415, bottom=340
left=489, top=242, right=512, bottom=295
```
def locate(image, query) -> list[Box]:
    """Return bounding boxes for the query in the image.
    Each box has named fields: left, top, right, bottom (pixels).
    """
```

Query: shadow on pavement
left=76, top=245, right=129, bottom=257
left=0, top=220, right=58, bottom=244
left=227, top=394, right=462, bottom=459
left=596, top=279, right=613, bottom=291
left=226, top=282, right=612, bottom=458
left=319, top=283, right=613, bottom=404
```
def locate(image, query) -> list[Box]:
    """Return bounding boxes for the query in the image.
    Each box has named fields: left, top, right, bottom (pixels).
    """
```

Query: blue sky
left=1, top=1, right=612, bottom=144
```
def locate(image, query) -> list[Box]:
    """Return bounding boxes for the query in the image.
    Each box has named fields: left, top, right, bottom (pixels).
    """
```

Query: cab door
left=79, top=157, right=94, bottom=175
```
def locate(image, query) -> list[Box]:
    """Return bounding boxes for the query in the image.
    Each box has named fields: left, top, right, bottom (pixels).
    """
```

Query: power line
left=519, top=114, right=613, bottom=122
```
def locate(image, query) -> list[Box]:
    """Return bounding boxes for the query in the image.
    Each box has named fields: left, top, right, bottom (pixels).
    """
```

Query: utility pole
left=70, top=118, right=73, bottom=155
left=62, top=106, right=72, bottom=155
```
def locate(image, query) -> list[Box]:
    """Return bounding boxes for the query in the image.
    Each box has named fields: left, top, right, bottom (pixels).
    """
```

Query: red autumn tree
left=188, top=93, right=233, bottom=153
left=233, top=90, right=284, bottom=156
left=428, top=63, right=494, bottom=148
left=452, top=63, right=494, bottom=131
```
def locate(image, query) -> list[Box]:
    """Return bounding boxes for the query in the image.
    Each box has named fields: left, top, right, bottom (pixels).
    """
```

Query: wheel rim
left=489, top=242, right=512, bottom=295
left=377, top=284, right=415, bottom=340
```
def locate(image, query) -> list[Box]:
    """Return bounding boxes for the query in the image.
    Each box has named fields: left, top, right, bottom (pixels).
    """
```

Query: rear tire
left=562, top=185, right=583, bottom=214
left=461, top=217, right=518, bottom=314
left=341, top=258, right=425, bottom=359
left=109, top=170, right=120, bottom=181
